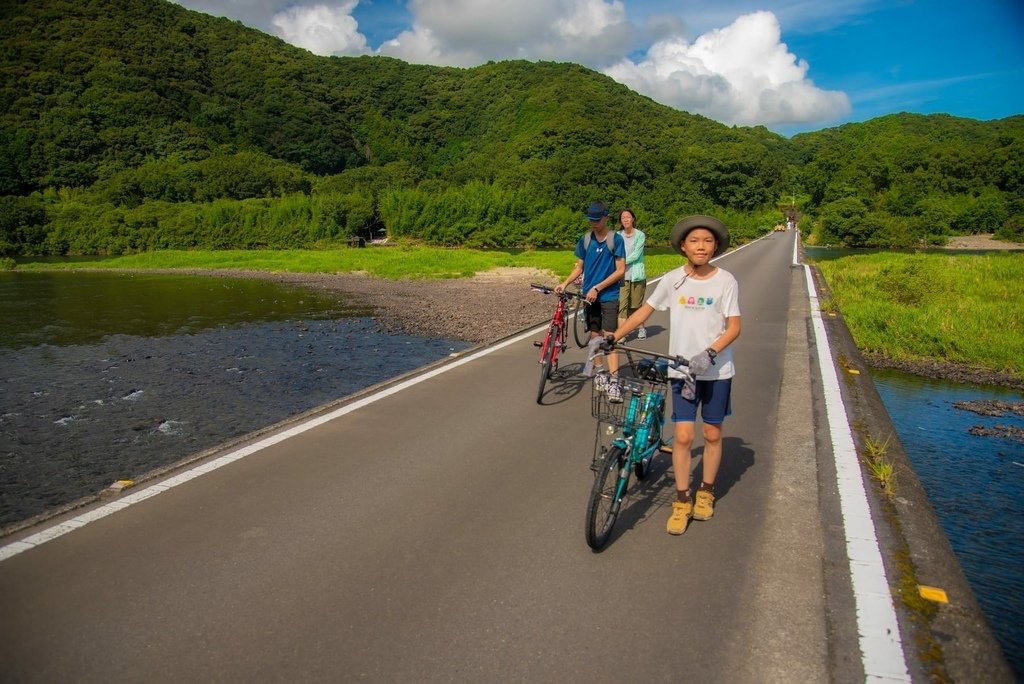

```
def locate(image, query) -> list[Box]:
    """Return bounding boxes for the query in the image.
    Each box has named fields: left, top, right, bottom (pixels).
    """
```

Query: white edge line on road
left=802, top=260, right=911, bottom=682
left=0, top=230, right=767, bottom=563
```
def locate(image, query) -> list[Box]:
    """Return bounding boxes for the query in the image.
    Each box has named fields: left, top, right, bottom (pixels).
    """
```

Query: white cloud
left=171, top=1, right=852, bottom=129
left=173, top=0, right=284, bottom=30
left=270, top=2, right=369, bottom=56
left=605, top=11, right=850, bottom=126
left=378, top=0, right=633, bottom=67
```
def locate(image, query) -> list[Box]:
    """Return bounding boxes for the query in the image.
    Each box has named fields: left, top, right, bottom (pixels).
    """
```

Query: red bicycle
left=531, top=283, right=586, bottom=404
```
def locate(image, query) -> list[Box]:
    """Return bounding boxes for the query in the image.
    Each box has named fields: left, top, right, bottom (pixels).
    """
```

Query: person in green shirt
left=616, top=208, right=647, bottom=339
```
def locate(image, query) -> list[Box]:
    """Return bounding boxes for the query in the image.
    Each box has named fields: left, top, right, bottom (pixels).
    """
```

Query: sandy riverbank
left=942, top=233, right=1024, bottom=250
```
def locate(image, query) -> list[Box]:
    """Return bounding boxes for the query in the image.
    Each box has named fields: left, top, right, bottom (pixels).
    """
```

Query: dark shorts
left=670, top=378, right=733, bottom=425
left=586, top=300, right=619, bottom=334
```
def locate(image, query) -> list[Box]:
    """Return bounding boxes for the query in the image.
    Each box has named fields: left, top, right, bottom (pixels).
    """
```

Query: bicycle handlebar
left=530, top=283, right=585, bottom=300
left=592, top=339, right=689, bottom=369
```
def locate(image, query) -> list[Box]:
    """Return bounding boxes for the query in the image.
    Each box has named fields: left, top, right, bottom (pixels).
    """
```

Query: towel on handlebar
left=581, top=336, right=604, bottom=377
left=680, top=373, right=698, bottom=400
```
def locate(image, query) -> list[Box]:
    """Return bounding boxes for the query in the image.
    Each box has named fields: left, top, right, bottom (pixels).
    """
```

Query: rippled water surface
left=0, top=271, right=469, bottom=527
left=871, top=368, right=1023, bottom=677
left=0, top=270, right=368, bottom=349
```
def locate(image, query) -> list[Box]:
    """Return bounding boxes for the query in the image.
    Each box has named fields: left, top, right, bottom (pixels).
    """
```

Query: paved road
left=0, top=231, right=899, bottom=681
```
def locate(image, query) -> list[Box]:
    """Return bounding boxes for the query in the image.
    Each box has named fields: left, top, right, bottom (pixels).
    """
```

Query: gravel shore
left=170, top=267, right=561, bottom=344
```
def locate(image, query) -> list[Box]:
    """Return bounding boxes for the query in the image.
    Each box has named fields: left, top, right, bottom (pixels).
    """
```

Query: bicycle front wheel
left=572, top=298, right=588, bottom=348
left=536, top=328, right=557, bottom=404
left=586, top=445, right=628, bottom=550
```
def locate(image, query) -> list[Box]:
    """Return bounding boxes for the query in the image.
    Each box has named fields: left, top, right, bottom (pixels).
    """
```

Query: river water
left=869, top=368, right=1023, bottom=676
left=0, top=269, right=1020, bottom=674
left=0, top=271, right=468, bottom=528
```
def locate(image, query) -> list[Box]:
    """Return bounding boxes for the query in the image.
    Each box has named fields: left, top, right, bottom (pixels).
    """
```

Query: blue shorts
left=670, top=378, right=732, bottom=425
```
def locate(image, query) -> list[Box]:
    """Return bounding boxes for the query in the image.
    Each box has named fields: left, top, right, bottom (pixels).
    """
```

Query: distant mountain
left=1, top=0, right=1020, bottom=254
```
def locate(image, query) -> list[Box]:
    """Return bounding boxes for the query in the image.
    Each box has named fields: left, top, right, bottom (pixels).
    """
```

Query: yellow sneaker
left=666, top=500, right=693, bottom=535
left=693, top=490, right=715, bottom=521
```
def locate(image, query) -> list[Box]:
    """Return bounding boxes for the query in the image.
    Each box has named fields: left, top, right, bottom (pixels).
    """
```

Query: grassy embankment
left=816, top=252, right=1024, bottom=380
left=12, top=246, right=686, bottom=281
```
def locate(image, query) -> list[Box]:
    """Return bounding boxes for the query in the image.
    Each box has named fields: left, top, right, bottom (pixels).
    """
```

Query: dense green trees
left=792, top=114, right=1024, bottom=246
left=1, top=0, right=1021, bottom=256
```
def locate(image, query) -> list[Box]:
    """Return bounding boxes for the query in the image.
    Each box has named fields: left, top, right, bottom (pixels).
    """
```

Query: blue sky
left=173, top=0, right=1024, bottom=136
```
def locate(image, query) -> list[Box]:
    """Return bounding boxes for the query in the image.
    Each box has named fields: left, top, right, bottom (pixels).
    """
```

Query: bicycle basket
left=591, top=377, right=666, bottom=428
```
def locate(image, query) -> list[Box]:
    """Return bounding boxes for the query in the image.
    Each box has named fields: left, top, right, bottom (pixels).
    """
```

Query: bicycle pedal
left=533, top=341, right=542, bottom=347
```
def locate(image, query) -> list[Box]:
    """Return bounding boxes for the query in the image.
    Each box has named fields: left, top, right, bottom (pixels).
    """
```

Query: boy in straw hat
left=608, top=215, right=741, bottom=535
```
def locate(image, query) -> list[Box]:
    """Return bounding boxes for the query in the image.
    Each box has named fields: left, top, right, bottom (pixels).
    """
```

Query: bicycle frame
left=609, top=379, right=666, bottom=475
left=540, top=294, right=569, bottom=366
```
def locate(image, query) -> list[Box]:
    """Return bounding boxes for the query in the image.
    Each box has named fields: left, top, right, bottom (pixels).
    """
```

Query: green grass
left=817, top=252, right=1024, bottom=379
left=14, top=246, right=686, bottom=282
left=861, top=434, right=896, bottom=495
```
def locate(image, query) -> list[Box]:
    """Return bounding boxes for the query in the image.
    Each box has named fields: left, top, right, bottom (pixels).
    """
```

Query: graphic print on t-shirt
left=680, top=295, right=715, bottom=309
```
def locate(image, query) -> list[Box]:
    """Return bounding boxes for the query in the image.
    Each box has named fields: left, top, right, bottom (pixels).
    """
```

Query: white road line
left=803, top=263, right=911, bottom=682
left=0, top=232, right=766, bottom=563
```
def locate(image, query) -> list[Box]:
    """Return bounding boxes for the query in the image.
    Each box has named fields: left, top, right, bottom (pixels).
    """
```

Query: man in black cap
left=556, top=200, right=626, bottom=401
left=608, top=215, right=741, bottom=535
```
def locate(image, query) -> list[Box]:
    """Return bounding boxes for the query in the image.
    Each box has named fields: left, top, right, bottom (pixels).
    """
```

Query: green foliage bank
left=817, top=253, right=1024, bottom=378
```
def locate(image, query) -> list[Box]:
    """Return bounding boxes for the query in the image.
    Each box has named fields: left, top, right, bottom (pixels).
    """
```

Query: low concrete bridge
left=0, top=229, right=1012, bottom=682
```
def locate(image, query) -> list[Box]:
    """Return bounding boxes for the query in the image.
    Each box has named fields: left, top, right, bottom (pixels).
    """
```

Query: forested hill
left=791, top=113, right=1024, bottom=246
left=1, top=0, right=1021, bottom=256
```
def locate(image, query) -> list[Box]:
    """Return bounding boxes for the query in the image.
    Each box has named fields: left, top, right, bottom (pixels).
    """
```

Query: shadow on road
left=538, top=361, right=591, bottom=405
left=588, top=435, right=756, bottom=551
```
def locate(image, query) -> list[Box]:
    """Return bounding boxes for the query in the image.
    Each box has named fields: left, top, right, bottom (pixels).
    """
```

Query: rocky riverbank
left=167, top=266, right=560, bottom=344
left=942, top=233, right=1024, bottom=251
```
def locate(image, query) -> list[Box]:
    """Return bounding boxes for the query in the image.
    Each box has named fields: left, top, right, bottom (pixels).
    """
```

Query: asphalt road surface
left=0, top=230, right=838, bottom=682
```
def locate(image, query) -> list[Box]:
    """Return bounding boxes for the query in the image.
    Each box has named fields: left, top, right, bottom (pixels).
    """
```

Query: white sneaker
left=606, top=379, right=623, bottom=403
left=594, top=373, right=610, bottom=393
left=636, top=327, right=647, bottom=340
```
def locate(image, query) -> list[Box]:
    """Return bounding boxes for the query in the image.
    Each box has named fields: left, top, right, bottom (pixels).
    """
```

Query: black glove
left=601, top=335, right=616, bottom=352
left=688, top=349, right=714, bottom=377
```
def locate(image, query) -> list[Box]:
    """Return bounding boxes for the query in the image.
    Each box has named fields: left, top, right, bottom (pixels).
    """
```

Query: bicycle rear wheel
left=572, top=298, right=588, bottom=348
left=586, top=445, right=628, bottom=550
left=536, top=328, right=557, bottom=404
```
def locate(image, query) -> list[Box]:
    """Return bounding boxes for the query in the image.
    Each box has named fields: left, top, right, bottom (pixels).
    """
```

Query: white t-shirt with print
left=646, top=265, right=741, bottom=380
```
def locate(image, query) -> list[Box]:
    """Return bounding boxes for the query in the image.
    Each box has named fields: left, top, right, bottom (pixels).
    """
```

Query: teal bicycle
left=585, top=342, right=689, bottom=550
